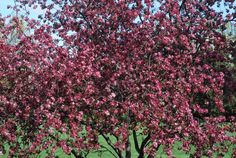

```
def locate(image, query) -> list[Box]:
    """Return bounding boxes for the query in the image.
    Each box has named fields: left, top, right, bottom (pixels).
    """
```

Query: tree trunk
left=71, top=150, right=84, bottom=158
left=125, top=138, right=131, bottom=158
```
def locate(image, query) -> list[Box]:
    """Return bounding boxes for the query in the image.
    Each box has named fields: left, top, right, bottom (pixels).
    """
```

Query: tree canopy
left=0, top=0, right=236, bottom=157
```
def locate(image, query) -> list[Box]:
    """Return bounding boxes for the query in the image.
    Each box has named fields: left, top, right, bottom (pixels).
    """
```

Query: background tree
left=0, top=0, right=236, bottom=157
left=221, top=22, right=236, bottom=121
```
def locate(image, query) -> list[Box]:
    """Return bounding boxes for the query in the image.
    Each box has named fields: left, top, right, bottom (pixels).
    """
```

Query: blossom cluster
left=0, top=0, right=235, bottom=157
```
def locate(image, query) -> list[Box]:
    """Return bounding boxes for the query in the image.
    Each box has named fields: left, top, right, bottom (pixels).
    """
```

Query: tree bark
left=71, top=150, right=84, bottom=158
left=137, top=134, right=150, bottom=158
left=125, top=138, right=131, bottom=158
left=133, top=130, right=140, bottom=152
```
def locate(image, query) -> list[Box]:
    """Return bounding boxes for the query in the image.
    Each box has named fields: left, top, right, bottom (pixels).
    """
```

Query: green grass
left=1, top=140, right=235, bottom=158
left=1, top=132, right=235, bottom=158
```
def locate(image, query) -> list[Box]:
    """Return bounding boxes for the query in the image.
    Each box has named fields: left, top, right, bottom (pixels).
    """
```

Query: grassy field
left=1, top=134, right=235, bottom=158
left=1, top=127, right=236, bottom=158
left=0, top=142, right=191, bottom=158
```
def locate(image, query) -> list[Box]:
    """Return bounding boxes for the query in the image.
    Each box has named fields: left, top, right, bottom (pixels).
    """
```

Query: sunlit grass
left=1, top=130, right=235, bottom=158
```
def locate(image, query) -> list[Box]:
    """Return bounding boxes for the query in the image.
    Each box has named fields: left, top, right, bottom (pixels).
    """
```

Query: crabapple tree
left=0, top=0, right=236, bottom=157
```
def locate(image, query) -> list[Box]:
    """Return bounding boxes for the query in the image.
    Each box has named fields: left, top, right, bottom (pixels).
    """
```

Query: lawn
left=1, top=133, right=235, bottom=158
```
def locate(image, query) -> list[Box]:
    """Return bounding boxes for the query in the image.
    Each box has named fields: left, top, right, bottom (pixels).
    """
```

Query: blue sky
left=0, top=0, right=45, bottom=19
left=0, top=0, right=15, bottom=16
left=0, top=1, right=234, bottom=29
left=0, top=0, right=234, bottom=19
left=0, top=0, right=234, bottom=36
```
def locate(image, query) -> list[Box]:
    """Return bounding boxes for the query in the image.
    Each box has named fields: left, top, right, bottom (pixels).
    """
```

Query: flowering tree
left=0, top=0, right=236, bottom=157
left=221, top=23, right=236, bottom=121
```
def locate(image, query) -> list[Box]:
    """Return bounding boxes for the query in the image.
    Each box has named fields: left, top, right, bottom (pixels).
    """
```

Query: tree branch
left=71, top=150, right=84, bottom=158
left=140, top=134, right=150, bottom=151
left=138, top=134, right=151, bottom=158
left=78, top=11, right=93, bottom=29
left=100, top=145, right=118, bottom=158
left=179, top=0, right=186, bottom=12
left=101, top=133, right=123, bottom=158
left=125, top=138, right=131, bottom=158
left=134, top=0, right=143, bottom=24
left=132, top=130, right=140, bottom=153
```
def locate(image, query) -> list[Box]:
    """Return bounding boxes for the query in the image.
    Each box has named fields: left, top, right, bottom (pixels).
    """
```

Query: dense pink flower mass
left=0, top=0, right=235, bottom=157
